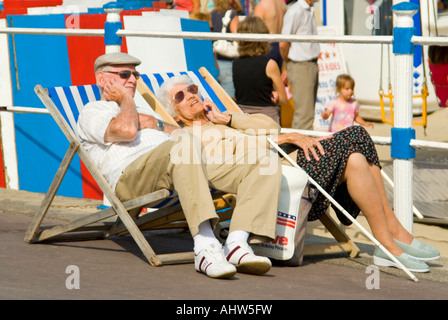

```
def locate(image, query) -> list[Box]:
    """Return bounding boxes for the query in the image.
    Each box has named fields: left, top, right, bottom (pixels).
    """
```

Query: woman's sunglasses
left=103, top=70, right=141, bottom=80
left=172, top=84, right=199, bottom=104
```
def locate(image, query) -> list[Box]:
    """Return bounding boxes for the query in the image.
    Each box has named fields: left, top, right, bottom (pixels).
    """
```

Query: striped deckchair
left=137, top=67, right=361, bottom=259
left=24, top=82, right=235, bottom=267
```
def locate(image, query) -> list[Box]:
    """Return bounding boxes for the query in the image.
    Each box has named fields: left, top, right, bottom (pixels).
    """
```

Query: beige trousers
left=115, top=133, right=282, bottom=241
left=287, top=60, right=319, bottom=130
left=206, top=146, right=282, bottom=241
left=115, top=134, right=217, bottom=237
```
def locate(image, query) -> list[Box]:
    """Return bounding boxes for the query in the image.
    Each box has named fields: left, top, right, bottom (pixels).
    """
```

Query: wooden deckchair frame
left=24, top=84, right=236, bottom=267
left=137, top=67, right=360, bottom=259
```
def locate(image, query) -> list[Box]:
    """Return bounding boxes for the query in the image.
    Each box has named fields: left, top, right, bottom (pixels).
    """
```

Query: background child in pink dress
left=321, top=74, right=374, bottom=133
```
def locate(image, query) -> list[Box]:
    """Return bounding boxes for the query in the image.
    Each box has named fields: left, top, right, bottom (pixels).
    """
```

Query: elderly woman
left=158, top=80, right=286, bottom=277
left=157, top=74, right=440, bottom=273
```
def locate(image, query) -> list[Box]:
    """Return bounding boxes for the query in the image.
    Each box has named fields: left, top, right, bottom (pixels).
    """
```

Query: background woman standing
left=233, top=16, right=287, bottom=124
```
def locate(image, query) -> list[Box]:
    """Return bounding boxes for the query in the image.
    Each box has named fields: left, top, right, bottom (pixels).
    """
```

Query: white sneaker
left=224, top=240, right=272, bottom=275
left=195, top=243, right=237, bottom=279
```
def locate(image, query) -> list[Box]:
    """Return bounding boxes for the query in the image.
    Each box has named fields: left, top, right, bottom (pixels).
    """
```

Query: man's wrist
left=156, top=119, right=165, bottom=131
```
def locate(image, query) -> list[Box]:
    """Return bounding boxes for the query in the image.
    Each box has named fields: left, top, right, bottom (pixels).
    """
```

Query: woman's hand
left=203, top=98, right=231, bottom=125
left=276, top=132, right=327, bottom=161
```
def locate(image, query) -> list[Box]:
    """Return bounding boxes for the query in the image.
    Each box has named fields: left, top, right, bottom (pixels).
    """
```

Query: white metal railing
left=281, top=129, right=448, bottom=151
left=0, top=27, right=397, bottom=44
left=0, top=27, right=104, bottom=36
left=412, top=36, right=448, bottom=46
left=2, top=27, right=448, bottom=46
left=0, top=106, right=49, bottom=114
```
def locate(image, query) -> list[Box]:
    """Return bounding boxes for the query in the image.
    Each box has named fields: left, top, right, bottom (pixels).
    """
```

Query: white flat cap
left=94, top=52, right=141, bottom=73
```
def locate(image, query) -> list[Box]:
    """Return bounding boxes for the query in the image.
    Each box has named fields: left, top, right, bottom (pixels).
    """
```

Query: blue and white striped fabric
left=47, top=85, right=101, bottom=135
left=141, top=70, right=228, bottom=112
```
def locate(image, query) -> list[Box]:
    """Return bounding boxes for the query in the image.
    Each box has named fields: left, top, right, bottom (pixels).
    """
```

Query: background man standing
left=254, top=0, right=286, bottom=69
left=279, top=0, right=320, bottom=130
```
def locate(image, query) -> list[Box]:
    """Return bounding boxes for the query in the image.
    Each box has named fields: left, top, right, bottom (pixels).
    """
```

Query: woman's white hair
left=157, top=74, right=196, bottom=117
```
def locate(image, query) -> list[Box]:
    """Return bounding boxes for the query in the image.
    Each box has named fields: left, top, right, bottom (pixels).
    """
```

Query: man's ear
left=96, top=72, right=106, bottom=88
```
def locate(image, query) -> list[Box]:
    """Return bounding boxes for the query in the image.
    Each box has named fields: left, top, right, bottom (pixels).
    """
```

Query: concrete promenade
left=0, top=185, right=446, bottom=300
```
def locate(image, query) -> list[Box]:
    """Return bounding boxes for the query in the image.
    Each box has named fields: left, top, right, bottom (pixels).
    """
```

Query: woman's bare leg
left=342, top=153, right=403, bottom=256
left=368, top=164, right=414, bottom=245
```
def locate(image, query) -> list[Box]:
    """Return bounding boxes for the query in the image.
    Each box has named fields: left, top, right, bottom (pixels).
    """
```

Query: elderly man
left=77, top=52, right=281, bottom=278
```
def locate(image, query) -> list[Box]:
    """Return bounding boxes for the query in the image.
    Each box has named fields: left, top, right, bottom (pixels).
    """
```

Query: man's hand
left=103, top=78, right=138, bottom=143
left=103, top=78, right=132, bottom=105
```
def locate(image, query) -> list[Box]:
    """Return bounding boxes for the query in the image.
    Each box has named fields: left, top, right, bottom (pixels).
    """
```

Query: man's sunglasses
left=103, top=70, right=141, bottom=80
left=172, top=84, right=199, bottom=103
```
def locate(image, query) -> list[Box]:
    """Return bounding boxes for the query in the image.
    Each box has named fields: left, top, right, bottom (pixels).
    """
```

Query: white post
left=104, top=3, right=123, bottom=54
left=391, top=2, right=419, bottom=233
